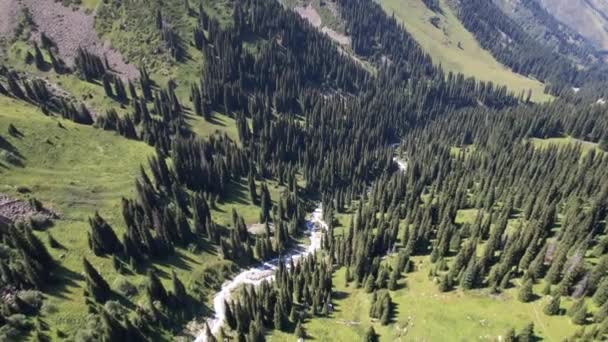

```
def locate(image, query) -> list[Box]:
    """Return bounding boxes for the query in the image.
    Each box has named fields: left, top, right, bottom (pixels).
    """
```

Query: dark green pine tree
left=568, top=298, right=585, bottom=317
left=460, top=256, right=477, bottom=290
left=88, top=211, right=122, bottom=255
left=260, top=183, right=272, bottom=223
left=33, top=43, right=46, bottom=70
left=171, top=270, right=187, bottom=304
left=543, top=295, right=561, bottom=316
left=83, top=257, right=112, bottom=303
left=365, top=274, right=376, bottom=293
left=518, top=279, right=534, bottom=303
left=571, top=303, right=587, bottom=325
left=156, top=9, right=163, bottom=30
left=224, top=300, right=237, bottom=329
left=593, top=278, right=608, bottom=306
left=101, top=308, right=127, bottom=340
left=248, top=171, right=258, bottom=204
left=365, top=326, right=378, bottom=342
left=438, top=273, right=451, bottom=292
left=103, top=75, right=113, bottom=98
left=517, top=323, right=534, bottom=342
left=295, top=319, right=305, bottom=338
left=599, top=133, right=608, bottom=152
left=273, top=301, right=284, bottom=331
left=504, top=328, right=516, bottom=342
left=595, top=301, right=608, bottom=323
left=147, top=270, right=168, bottom=305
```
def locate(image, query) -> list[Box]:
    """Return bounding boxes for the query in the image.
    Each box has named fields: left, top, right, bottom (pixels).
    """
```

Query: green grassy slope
left=269, top=265, right=579, bottom=341
left=378, top=0, right=551, bottom=103
left=0, top=96, right=267, bottom=339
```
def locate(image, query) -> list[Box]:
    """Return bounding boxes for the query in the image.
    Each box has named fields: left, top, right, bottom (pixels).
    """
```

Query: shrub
left=6, top=314, right=30, bottom=330
left=103, top=301, right=127, bottom=320
left=18, top=290, right=44, bottom=310
left=40, top=301, right=58, bottom=315
left=29, top=214, right=52, bottom=230
left=113, top=277, right=138, bottom=298
left=0, top=150, right=21, bottom=165
left=0, top=325, right=20, bottom=341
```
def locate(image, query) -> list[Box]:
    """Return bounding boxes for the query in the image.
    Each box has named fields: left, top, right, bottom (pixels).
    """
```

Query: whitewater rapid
left=193, top=206, right=329, bottom=341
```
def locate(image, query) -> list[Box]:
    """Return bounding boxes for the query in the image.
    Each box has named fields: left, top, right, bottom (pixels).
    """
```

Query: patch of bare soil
left=1, top=0, right=138, bottom=79
left=295, top=3, right=322, bottom=28
left=321, top=26, right=351, bottom=46
left=0, top=0, right=19, bottom=38
left=0, top=193, right=58, bottom=225
left=294, top=3, right=351, bottom=46
left=247, top=222, right=275, bottom=235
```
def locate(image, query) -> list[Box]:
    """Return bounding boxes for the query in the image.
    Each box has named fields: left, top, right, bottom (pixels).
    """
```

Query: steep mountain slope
left=493, top=0, right=601, bottom=65
left=538, top=0, right=608, bottom=52
left=1, top=0, right=608, bottom=341
left=378, top=0, right=550, bottom=102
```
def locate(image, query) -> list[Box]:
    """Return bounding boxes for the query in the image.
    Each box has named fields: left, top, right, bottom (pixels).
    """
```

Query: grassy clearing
left=529, top=136, right=602, bottom=155
left=268, top=263, right=578, bottom=341
left=378, top=0, right=551, bottom=103
left=268, top=203, right=581, bottom=341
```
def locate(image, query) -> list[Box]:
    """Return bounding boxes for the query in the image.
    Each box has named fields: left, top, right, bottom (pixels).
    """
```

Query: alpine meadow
left=1, top=0, right=608, bottom=341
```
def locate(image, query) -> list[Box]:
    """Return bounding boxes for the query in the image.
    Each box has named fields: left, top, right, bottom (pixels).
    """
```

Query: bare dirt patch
left=321, top=26, right=351, bottom=45
left=247, top=222, right=274, bottom=235
left=295, top=3, right=323, bottom=28
left=294, top=2, right=351, bottom=46
left=0, top=193, right=58, bottom=225
left=0, top=0, right=138, bottom=79
left=0, top=0, right=19, bottom=39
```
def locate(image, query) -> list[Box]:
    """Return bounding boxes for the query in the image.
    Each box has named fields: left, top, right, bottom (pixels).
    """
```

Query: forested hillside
left=447, top=0, right=608, bottom=93
left=0, top=0, right=607, bottom=341
left=538, top=0, right=608, bottom=52
left=493, top=0, right=601, bottom=66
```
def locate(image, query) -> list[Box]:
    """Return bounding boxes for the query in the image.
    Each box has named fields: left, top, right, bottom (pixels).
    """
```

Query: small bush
left=29, top=214, right=52, bottom=230
left=16, top=186, right=31, bottom=194
left=40, top=301, right=58, bottom=315
left=0, top=325, right=20, bottom=341
left=18, top=290, right=44, bottom=310
left=0, top=150, right=21, bottom=165
left=103, top=301, right=127, bottom=320
left=113, top=277, right=138, bottom=298
left=6, top=314, right=30, bottom=330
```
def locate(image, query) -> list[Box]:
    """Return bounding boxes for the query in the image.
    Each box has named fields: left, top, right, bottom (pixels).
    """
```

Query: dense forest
left=0, top=0, right=608, bottom=340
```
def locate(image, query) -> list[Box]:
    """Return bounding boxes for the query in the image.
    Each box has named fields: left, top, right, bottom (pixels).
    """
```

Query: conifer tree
left=365, top=326, right=378, bottom=342
left=594, top=278, right=608, bottom=306
left=83, top=258, right=112, bottom=303
left=88, top=211, right=122, bottom=255
left=571, top=303, right=587, bottom=325
left=518, top=279, right=534, bottom=303
left=33, top=43, right=45, bottom=70
left=295, top=320, right=305, bottom=338
left=543, top=295, right=561, bottom=316
left=147, top=270, right=168, bottom=305
left=172, top=270, right=187, bottom=304
left=518, top=323, right=534, bottom=342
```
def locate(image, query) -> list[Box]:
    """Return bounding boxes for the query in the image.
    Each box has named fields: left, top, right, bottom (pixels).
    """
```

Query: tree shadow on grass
left=0, top=135, right=25, bottom=166
left=222, top=179, right=251, bottom=206
left=156, top=249, right=198, bottom=272
left=47, top=263, right=85, bottom=300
